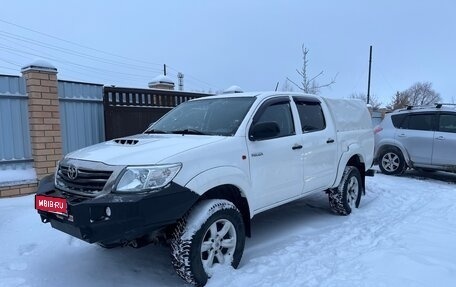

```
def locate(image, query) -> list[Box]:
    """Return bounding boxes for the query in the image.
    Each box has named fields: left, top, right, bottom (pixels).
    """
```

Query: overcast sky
left=0, top=0, right=454, bottom=105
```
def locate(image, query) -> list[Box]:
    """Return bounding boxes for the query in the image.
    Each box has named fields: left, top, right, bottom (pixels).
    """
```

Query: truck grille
left=57, top=165, right=113, bottom=196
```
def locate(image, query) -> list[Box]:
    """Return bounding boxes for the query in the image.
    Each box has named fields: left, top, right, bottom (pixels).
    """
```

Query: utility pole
left=367, top=46, right=372, bottom=105
left=164, top=64, right=167, bottom=76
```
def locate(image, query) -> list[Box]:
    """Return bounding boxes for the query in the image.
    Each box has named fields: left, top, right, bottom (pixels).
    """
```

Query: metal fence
left=58, top=80, right=105, bottom=154
left=103, top=86, right=210, bottom=140
left=0, top=75, right=32, bottom=170
left=0, top=75, right=105, bottom=172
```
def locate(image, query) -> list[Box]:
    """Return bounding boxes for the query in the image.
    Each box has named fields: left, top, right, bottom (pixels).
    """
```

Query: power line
left=0, top=31, right=164, bottom=73
left=374, top=62, right=395, bottom=93
left=168, top=65, right=221, bottom=90
left=0, top=18, right=163, bottom=67
left=0, top=64, right=19, bottom=71
left=0, top=49, right=100, bottom=81
left=0, top=56, right=21, bottom=74
left=0, top=17, right=220, bottom=90
left=0, top=58, right=22, bottom=67
left=0, top=46, right=142, bottom=84
left=0, top=37, right=165, bottom=84
left=0, top=44, right=154, bottom=79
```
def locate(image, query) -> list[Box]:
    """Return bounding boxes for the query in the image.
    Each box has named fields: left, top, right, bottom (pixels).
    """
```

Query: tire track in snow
left=207, top=174, right=453, bottom=287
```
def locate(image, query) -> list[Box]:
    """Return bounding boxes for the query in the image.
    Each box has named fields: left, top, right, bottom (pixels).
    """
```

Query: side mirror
left=249, top=121, right=280, bottom=141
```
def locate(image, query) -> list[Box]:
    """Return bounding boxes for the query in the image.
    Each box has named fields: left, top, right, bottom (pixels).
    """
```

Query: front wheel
left=171, top=199, right=245, bottom=286
left=328, top=166, right=363, bottom=216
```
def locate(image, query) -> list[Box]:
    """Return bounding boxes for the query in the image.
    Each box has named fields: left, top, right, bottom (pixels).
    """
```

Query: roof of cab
left=191, top=91, right=322, bottom=102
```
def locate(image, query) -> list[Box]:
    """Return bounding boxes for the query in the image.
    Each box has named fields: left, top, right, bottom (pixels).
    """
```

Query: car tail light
left=374, top=126, right=383, bottom=134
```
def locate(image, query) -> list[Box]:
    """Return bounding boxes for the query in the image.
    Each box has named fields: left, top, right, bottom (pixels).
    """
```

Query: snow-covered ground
left=1, top=171, right=455, bottom=287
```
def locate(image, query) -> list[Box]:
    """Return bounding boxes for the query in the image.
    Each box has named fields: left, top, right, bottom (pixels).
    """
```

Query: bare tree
left=287, top=44, right=337, bottom=94
left=350, top=93, right=382, bottom=110
left=389, top=91, right=410, bottom=110
left=281, top=78, right=294, bottom=92
left=389, top=82, right=441, bottom=109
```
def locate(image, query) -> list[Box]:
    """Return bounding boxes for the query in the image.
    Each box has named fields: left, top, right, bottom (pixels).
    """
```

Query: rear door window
left=400, top=114, right=434, bottom=131
left=294, top=101, right=326, bottom=133
left=438, top=114, right=456, bottom=133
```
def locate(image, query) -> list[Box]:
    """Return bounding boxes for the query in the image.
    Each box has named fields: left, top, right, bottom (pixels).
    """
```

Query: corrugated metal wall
left=0, top=75, right=33, bottom=170
left=58, top=80, right=105, bottom=154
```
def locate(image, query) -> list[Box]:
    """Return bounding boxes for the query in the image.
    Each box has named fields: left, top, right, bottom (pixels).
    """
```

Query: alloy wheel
left=200, top=219, right=237, bottom=275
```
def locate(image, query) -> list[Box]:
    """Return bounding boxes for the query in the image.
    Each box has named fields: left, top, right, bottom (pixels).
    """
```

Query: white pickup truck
left=35, top=92, right=374, bottom=286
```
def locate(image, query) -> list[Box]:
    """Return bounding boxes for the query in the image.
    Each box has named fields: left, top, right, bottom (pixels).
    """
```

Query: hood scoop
left=113, top=138, right=139, bottom=145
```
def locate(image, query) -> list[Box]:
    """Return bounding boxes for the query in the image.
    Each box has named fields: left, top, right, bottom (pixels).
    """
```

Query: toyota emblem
left=67, top=165, right=78, bottom=180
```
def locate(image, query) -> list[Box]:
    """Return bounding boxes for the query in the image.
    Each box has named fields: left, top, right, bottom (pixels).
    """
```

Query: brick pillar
left=21, top=61, right=62, bottom=180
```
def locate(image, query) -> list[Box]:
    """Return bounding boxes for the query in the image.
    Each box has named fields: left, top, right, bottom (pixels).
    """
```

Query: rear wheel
left=171, top=199, right=245, bottom=286
left=379, top=147, right=406, bottom=175
left=329, top=166, right=363, bottom=216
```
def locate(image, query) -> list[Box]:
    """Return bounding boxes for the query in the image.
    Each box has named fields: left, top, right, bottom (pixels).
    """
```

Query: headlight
left=116, top=163, right=182, bottom=193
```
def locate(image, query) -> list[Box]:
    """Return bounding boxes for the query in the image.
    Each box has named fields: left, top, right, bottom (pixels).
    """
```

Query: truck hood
left=66, top=134, right=226, bottom=166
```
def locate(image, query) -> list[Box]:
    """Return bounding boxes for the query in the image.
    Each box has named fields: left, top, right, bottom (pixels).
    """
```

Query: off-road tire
left=171, top=199, right=245, bottom=286
left=329, top=166, right=363, bottom=216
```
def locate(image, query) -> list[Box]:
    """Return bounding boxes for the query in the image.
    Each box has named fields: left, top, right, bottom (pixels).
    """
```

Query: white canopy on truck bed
left=322, top=97, right=372, bottom=132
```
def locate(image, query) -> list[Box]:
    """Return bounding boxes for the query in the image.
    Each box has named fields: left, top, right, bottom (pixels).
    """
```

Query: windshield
left=145, top=97, right=256, bottom=136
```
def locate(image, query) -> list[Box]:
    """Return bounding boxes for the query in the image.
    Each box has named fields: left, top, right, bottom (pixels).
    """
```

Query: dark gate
left=103, top=87, right=210, bottom=140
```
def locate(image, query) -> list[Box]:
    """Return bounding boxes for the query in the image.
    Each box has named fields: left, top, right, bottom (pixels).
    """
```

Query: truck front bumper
left=36, top=175, right=199, bottom=244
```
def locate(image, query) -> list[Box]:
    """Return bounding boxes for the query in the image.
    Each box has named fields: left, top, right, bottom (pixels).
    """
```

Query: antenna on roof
left=275, top=81, right=279, bottom=91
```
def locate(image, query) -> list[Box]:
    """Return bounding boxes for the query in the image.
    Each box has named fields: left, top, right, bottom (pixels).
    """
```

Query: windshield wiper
left=144, top=129, right=167, bottom=134
left=170, top=129, right=207, bottom=135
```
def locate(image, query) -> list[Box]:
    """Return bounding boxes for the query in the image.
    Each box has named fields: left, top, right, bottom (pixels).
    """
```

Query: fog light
left=105, top=207, right=112, bottom=217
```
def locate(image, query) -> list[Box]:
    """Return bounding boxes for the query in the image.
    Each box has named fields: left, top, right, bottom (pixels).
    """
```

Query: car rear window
left=439, top=114, right=456, bottom=133
left=391, top=114, right=407, bottom=128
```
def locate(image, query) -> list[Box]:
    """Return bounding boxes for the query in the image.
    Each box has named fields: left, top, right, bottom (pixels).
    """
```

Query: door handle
left=397, top=133, right=406, bottom=137
left=292, top=144, right=303, bottom=150
left=326, top=138, right=335, bottom=144
left=435, top=136, right=445, bottom=140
